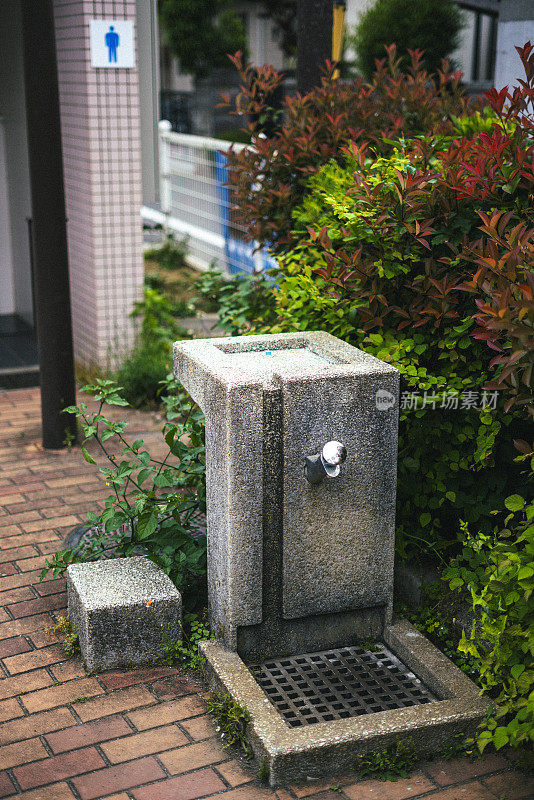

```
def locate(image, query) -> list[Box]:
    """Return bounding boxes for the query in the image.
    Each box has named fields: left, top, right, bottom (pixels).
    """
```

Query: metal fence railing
left=142, top=129, right=276, bottom=276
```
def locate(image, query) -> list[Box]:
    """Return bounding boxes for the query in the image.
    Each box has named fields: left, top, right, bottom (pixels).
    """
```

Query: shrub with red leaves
left=444, top=42, right=534, bottom=415
left=222, top=45, right=467, bottom=251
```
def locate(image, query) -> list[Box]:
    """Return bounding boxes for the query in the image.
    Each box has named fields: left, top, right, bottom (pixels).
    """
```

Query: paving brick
left=22, top=676, right=102, bottom=713
left=0, top=511, right=41, bottom=527
left=126, top=695, right=205, bottom=730
left=424, top=755, right=508, bottom=786
left=0, top=545, right=37, bottom=563
left=2, top=486, right=44, bottom=502
left=34, top=577, right=67, bottom=596
left=159, top=739, right=226, bottom=775
left=14, top=746, right=106, bottom=790
left=98, top=666, right=178, bottom=691
left=132, top=768, right=226, bottom=800
left=44, top=475, right=98, bottom=490
left=101, top=723, right=189, bottom=763
left=483, top=770, right=534, bottom=800
left=0, top=707, right=75, bottom=745
left=0, top=585, right=35, bottom=606
left=2, top=493, right=26, bottom=505
left=1, top=531, right=59, bottom=548
left=48, top=659, right=87, bottom=682
left=0, top=610, right=8, bottom=623
left=202, top=786, right=275, bottom=800
left=0, top=614, right=52, bottom=640
left=15, top=555, right=51, bottom=572
left=46, top=715, right=133, bottom=754
left=9, top=498, right=59, bottom=513
left=75, top=686, right=158, bottom=722
left=180, top=714, right=216, bottom=741
left=22, top=515, right=80, bottom=532
left=149, top=674, right=199, bottom=701
left=0, top=771, right=15, bottom=798
left=0, top=524, right=22, bottom=537
left=0, top=668, right=53, bottom=700
left=9, top=782, right=76, bottom=799
left=343, top=772, right=436, bottom=800
left=3, top=643, right=65, bottom=674
left=426, top=783, right=497, bottom=800
left=0, top=634, right=33, bottom=659
left=0, top=571, right=42, bottom=591
left=0, top=737, right=48, bottom=770
left=28, top=627, right=62, bottom=648
left=38, top=540, right=64, bottom=555
left=291, top=776, right=354, bottom=798
left=0, top=697, right=24, bottom=723
left=97, top=795, right=131, bottom=800
left=7, top=592, right=67, bottom=618
left=0, top=562, right=18, bottom=575
left=72, top=756, right=166, bottom=800
left=215, top=758, right=255, bottom=787
left=298, top=793, right=347, bottom=800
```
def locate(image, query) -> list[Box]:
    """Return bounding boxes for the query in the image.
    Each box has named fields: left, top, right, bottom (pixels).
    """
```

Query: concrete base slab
left=67, top=557, right=182, bottom=672
left=200, top=619, right=488, bottom=786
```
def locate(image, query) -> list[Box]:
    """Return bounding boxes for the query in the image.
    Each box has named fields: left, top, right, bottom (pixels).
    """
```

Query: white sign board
left=90, top=20, right=135, bottom=68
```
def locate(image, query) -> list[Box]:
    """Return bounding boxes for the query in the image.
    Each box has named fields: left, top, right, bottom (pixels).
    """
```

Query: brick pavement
left=0, top=387, right=531, bottom=800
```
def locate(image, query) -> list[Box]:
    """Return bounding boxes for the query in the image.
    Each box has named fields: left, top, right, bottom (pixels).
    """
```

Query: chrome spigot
left=304, top=441, right=347, bottom=485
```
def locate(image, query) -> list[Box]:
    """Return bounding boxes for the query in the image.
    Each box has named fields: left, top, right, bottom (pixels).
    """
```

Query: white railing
left=143, top=128, right=276, bottom=276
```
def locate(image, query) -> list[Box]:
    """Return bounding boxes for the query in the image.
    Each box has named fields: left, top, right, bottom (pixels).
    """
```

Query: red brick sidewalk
left=0, top=387, right=531, bottom=800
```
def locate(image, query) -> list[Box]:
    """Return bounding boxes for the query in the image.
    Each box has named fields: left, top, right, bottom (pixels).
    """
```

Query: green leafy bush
left=259, top=144, right=527, bottom=558
left=396, top=585, right=479, bottom=681
left=42, top=378, right=207, bottom=607
left=144, top=236, right=189, bottom=271
left=194, top=269, right=277, bottom=335
left=350, top=0, right=464, bottom=79
left=445, top=492, right=534, bottom=753
left=159, top=613, right=212, bottom=671
left=355, top=739, right=417, bottom=781
left=116, top=286, right=186, bottom=408
left=159, top=0, right=247, bottom=80
left=206, top=692, right=252, bottom=758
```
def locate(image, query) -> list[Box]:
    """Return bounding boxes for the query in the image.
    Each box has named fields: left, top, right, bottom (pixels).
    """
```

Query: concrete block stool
left=67, top=557, right=182, bottom=671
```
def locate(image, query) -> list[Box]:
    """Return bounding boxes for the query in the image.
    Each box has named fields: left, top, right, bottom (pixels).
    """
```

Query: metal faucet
left=304, top=441, right=347, bottom=485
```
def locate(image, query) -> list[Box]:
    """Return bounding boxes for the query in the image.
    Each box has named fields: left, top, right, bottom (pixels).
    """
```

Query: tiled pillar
left=53, top=0, right=143, bottom=367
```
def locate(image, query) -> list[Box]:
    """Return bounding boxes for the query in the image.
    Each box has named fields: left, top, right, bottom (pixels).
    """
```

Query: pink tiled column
left=53, top=0, right=143, bottom=367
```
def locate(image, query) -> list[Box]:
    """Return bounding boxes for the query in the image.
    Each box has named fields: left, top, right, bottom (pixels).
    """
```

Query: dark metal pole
left=297, top=0, right=333, bottom=94
left=21, top=0, right=77, bottom=449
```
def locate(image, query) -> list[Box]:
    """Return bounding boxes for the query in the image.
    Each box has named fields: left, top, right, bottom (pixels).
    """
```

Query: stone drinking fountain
left=174, top=331, right=486, bottom=785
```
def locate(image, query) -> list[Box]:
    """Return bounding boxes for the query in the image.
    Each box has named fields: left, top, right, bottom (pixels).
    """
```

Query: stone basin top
left=173, top=331, right=397, bottom=404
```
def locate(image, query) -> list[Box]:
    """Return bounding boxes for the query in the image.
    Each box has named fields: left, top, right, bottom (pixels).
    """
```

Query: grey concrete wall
left=494, top=0, right=534, bottom=89
left=0, top=0, right=33, bottom=325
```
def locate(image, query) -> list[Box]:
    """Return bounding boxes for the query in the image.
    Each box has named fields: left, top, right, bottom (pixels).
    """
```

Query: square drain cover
left=250, top=644, right=436, bottom=727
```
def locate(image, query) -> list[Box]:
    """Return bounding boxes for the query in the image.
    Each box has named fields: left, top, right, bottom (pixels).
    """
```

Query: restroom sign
left=89, top=20, right=135, bottom=68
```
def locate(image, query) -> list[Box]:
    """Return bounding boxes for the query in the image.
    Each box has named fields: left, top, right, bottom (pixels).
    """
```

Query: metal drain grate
left=250, top=644, right=436, bottom=727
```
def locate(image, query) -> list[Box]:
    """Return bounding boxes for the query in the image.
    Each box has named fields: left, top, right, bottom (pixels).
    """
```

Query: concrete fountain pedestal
left=173, top=331, right=487, bottom=786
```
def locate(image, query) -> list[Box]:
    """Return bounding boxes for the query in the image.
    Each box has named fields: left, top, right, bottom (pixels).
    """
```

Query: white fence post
left=158, top=120, right=172, bottom=218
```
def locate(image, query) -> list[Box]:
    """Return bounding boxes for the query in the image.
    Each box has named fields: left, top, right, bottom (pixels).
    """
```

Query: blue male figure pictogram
left=105, top=25, right=119, bottom=63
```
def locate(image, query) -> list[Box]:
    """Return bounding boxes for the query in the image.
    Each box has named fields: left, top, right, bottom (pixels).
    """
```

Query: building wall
left=0, top=0, right=33, bottom=325
left=53, top=0, right=144, bottom=367
left=0, top=121, right=16, bottom=316
left=494, top=0, right=534, bottom=90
